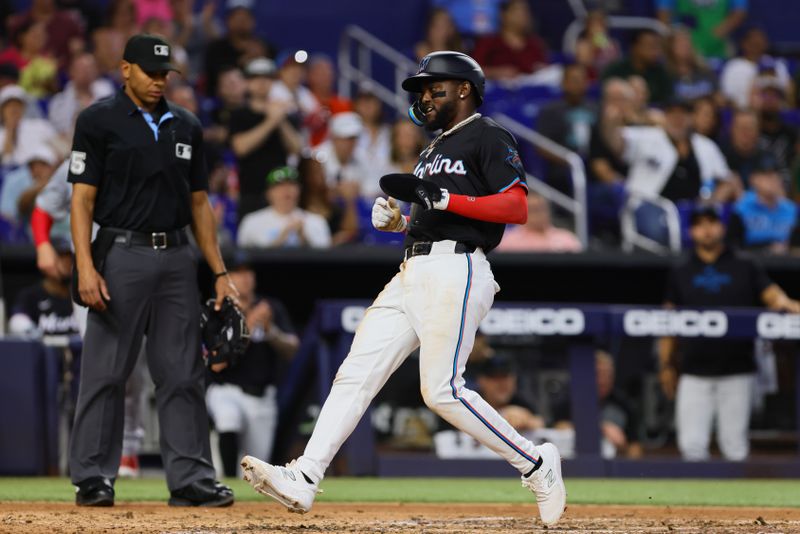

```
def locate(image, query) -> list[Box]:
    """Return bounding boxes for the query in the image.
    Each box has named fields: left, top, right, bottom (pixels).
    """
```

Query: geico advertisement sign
left=480, top=308, right=585, bottom=335
left=757, top=313, right=800, bottom=339
left=623, top=310, right=727, bottom=337
left=340, top=306, right=586, bottom=335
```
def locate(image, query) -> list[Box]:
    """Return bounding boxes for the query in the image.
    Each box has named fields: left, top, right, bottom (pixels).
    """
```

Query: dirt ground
left=1, top=502, right=798, bottom=533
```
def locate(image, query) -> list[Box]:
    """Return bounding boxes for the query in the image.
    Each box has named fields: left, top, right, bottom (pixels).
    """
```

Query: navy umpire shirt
left=406, top=116, right=528, bottom=253
left=665, top=247, right=772, bottom=376
left=67, top=88, right=209, bottom=232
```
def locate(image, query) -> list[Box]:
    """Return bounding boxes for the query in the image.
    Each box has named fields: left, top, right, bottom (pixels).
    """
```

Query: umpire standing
left=68, top=34, right=238, bottom=507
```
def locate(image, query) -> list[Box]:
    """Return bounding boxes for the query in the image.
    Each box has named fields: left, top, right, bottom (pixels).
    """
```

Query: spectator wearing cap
left=237, top=166, right=331, bottom=249
left=0, top=85, right=60, bottom=167
left=472, top=354, right=543, bottom=433
left=204, top=0, right=274, bottom=97
left=306, top=55, right=352, bottom=146
left=314, top=112, right=373, bottom=198
left=727, top=155, right=797, bottom=253
left=602, top=29, right=673, bottom=106
left=471, top=0, right=547, bottom=80
left=49, top=53, right=116, bottom=143
left=552, top=350, right=642, bottom=459
left=269, top=51, right=320, bottom=135
left=205, top=254, right=299, bottom=476
left=496, top=191, right=581, bottom=253
left=0, top=144, right=58, bottom=227
left=298, top=154, right=359, bottom=246
left=720, top=28, right=792, bottom=109
left=353, top=89, right=391, bottom=182
left=169, top=0, right=222, bottom=82
left=229, top=57, right=302, bottom=220
left=659, top=204, right=800, bottom=461
left=614, top=97, right=734, bottom=203
left=656, top=0, right=746, bottom=59
left=6, top=0, right=85, bottom=70
left=722, top=109, right=773, bottom=190
left=8, top=236, right=79, bottom=336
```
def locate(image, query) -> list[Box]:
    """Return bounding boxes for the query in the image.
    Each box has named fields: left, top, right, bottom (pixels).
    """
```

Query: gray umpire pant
left=69, top=241, right=216, bottom=490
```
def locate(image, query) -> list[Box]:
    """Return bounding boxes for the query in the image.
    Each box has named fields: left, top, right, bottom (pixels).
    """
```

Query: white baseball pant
left=207, top=383, right=278, bottom=465
left=296, top=241, right=541, bottom=482
left=676, top=373, right=753, bottom=461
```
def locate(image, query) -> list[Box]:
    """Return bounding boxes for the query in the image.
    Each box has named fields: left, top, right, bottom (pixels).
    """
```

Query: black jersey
left=67, top=89, right=209, bottom=232
left=405, top=116, right=527, bottom=253
left=12, top=284, right=79, bottom=335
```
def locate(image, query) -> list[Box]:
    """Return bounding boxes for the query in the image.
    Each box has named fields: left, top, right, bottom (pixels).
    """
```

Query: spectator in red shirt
left=7, top=0, right=85, bottom=69
left=0, top=21, right=58, bottom=98
left=0, top=19, right=50, bottom=71
left=471, top=0, right=547, bottom=80
left=306, top=55, right=352, bottom=146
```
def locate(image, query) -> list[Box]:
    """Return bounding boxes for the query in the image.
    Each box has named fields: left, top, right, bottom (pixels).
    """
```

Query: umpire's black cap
left=123, top=34, right=180, bottom=73
left=402, top=51, right=485, bottom=105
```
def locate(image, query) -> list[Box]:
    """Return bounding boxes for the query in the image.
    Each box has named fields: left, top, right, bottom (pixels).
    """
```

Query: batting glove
left=414, top=180, right=450, bottom=210
left=371, top=197, right=407, bottom=232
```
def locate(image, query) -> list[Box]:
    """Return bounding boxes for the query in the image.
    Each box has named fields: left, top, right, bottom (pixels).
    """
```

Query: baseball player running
left=241, top=51, right=566, bottom=525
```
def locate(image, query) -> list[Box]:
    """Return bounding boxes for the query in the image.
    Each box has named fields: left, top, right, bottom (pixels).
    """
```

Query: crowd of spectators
left=0, top=0, right=796, bottom=257
left=3, top=0, right=800, bottom=471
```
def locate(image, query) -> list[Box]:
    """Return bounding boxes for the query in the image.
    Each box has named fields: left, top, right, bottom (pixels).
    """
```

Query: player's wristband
left=213, top=271, right=229, bottom=279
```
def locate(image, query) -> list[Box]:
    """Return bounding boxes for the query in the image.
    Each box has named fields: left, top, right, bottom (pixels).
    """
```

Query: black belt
left=101, top=227, right=189, bottom=249
left=404, top=241, right=476, bottom=261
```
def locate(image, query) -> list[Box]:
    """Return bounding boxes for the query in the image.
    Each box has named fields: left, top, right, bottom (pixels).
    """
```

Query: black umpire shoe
left=168, top=479, right=234, bottom=507
left=75, top=477, right=115, bottom=507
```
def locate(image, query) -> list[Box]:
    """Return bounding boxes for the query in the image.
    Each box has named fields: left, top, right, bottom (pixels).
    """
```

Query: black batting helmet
left=402, top=51, right=485, bottom=105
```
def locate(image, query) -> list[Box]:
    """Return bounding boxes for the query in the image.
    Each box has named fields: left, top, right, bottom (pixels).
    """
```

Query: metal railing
left=493, top=114, right=589, bottom=248
left=338, top=25, right=418, bottom=116
left=620, top=194, right=682, bottom=254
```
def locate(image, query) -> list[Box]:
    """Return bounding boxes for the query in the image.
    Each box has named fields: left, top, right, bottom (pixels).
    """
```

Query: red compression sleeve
left=31, top=206, right=54, bottom=246
left=446, top=185, right=528, bottom=224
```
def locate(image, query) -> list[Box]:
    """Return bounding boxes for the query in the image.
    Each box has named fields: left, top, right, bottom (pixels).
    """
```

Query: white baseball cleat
left=521, top=442, right=567, bottom=525
left=240, top=455, right=319, bottom=514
